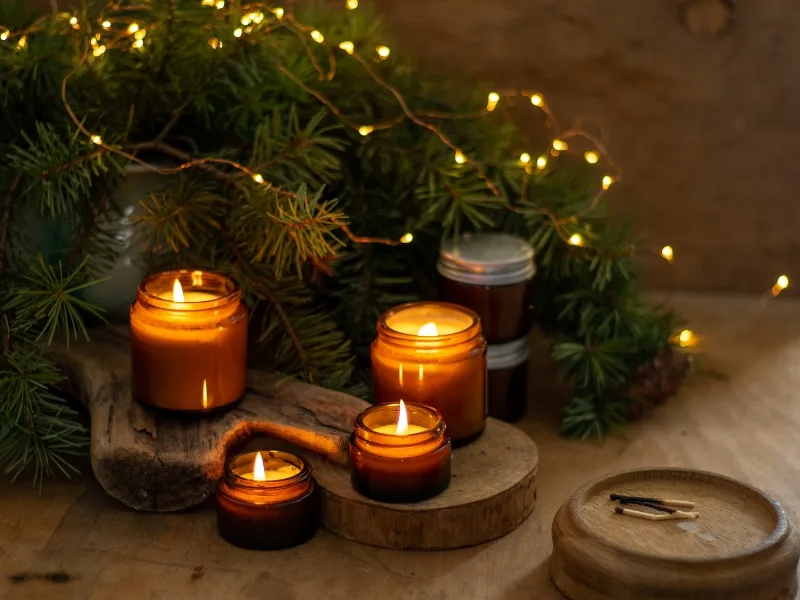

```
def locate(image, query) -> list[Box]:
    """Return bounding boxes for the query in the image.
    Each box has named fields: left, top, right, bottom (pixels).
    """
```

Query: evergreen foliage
left=0, top=0, right=682, bottom=483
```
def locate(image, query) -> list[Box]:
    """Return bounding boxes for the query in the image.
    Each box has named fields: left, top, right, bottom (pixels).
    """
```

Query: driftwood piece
left=49, top=326, right=369, bottom=512
left=307, top=418, right=539, bottom=550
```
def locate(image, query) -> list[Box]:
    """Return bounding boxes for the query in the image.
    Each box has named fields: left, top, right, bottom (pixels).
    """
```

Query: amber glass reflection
left=440, top=277, right=533, bottom=345
left=371, top=302, right=487, bottom=444
left=350, top=403, right=451, bottom=503
left=130, top=270, right=247, bottom=412
left=216, top=451, right=319, bottom=550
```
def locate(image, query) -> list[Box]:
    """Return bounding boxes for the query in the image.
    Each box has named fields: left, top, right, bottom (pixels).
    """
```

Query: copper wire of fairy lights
left=0, top=1, right=790, bottom=297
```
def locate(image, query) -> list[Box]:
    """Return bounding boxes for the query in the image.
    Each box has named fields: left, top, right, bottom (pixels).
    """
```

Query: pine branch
left=0, top=173, right=21, bottom=273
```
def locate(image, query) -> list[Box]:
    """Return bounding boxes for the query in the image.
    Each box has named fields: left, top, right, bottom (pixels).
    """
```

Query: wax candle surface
left=233, top=451, right=302, bottom=481
left=372, top=302, right=487, bottom=444
left=131, top=270, right=247, bottom=412
left=372, top=424, right=426, bottom=435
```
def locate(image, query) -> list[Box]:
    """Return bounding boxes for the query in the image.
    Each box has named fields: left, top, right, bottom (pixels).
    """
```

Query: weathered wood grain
left=551, top=468, right=800, bottom=600
left=308, top=418, right=538, bottom=550
left=48, top=326, right=369, bottom=512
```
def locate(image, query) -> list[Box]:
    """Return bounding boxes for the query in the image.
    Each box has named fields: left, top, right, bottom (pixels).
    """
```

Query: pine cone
left=626, top=350, right=691, bottom=419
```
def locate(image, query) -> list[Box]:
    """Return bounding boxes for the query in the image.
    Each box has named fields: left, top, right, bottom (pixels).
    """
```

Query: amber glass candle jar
left=130, top=270, right=247, bottom=412
left=487, top=336, right=529, bottom=422
left=350, top=401, right=451, bottom=503
left=217, top=450, right=319, bottom=550
left=438, top=233, right=535, bottom=345
left=371, top=302, right=487, bottom=445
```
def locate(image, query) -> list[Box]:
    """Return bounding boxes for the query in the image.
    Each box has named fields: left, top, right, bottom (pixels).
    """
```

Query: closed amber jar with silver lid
left=438, top=233, right=535, bottom=345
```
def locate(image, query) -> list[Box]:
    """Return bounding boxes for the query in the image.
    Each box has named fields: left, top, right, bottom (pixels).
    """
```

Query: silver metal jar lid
left=437, top=233, right=535, bottom=286
left=487, top=336, right=530, bottom=370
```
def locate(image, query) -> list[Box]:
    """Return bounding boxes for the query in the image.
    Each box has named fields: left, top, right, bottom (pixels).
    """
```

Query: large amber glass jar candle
left=350, top=401, right=451, bottom=503
left=487, top=336, right=529, bottom=422
left=438, top=233, right=535, bottom=345
left=130, top=270, right=247, bottom=412
left=371, top=302, right=487, bottom=444
left=217, top=450, right=319, bottom=550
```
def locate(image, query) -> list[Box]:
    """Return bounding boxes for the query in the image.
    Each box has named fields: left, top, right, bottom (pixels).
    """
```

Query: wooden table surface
left=2, top=294, right=799, bottom=600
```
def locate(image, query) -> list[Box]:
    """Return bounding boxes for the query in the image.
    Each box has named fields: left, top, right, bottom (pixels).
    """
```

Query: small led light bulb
left=347, top=0, right=359, bottom=8
left=376, top=45, right=390, bottom=59
left=584, top=151, right=599, bottom=164
left=339, top=41, right=354, bottom=54
left=102, top=20, right=111, bottom=29
left=215, top=0, right=225, bottom=8
left=69, top=16, right=78, bottom=25
left=661, top=246, right=674, bottom=261
left=91, top=135, right=103, bottom=145
left=487, top=92, right=499, bottom=111
left=530, top=93, right=544, bottom=106
left=234, top=28, right=243, bottom=37
left=401, top=233, right=413, bottom=244
left=568, top=233, right=584, bottom=247
left=552, top=139, right=568, bottom=152
left=678, top=329, right=695, bottom=347
left=252, top=174, right=265, bottom=184
left=519, top=153, right=531, bottom=165
left=127, top=23, right=139, bottom=34
left=208, top=38, right=222, bottom=49
left=92, top=45, right=106, bottom=57
left=132, top=39, right=144, bottom=49
left=536, top=155, right=548, bottom=169
left=310, top=30, right=324, bottom=43
left=777, top=275, right=789, bottom=289
left=16, top=36, right=26, bottom=49
left=358, top=125, right=373, bottom=136
left=454, top=150, right=466, bottom=165
left=273, top=7, right=285, bottom=19
left=602, top=175, right=614, bottom=190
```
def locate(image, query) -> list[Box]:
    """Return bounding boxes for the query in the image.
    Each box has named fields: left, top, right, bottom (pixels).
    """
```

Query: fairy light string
left=0, top=1, right=789, bottom=295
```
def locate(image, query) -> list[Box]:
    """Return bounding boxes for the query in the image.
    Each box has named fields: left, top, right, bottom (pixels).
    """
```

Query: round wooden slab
left=307, top=418, right=538, bottom=550
left=550, top=468, right=800, bottom=600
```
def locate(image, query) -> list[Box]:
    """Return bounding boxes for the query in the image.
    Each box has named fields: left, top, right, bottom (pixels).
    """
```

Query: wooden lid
left=550, top=468, right=799, bottom=600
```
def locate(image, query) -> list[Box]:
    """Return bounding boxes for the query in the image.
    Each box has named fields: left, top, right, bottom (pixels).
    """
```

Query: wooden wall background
left=23, top=0, right=800, bottom=292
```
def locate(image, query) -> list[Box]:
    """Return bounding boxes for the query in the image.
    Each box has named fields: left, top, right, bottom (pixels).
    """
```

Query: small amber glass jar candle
left=130, top=270, right=247, bottom=412
left=350, top=401, right=451, bottom=503
left=371, top=302, right=487, bottom=444
left=438, top=233, right=535, bottom=345
left=217, top=450, right=319, bottom=550
left=487, top=336, right=529, bottom=422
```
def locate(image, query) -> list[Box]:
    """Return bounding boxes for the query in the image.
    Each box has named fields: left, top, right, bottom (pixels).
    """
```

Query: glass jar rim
left=224, top=450, right=311, bottom=491
left=137, top=269, right=241, bottom=311
left=355, top=402, right=445, bottom=446
left=377, top=301, right=482, bottom=346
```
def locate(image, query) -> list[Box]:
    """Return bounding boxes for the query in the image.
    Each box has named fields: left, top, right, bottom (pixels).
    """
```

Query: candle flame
left=173, top=279, right=185, bottom=302
left=253, top=451, right=266, bottom=481
left=202, top=379, right=209, bottom=409
left=417, top=322, right=438, bottom=336
left=396, top=400, right=409, bottom=435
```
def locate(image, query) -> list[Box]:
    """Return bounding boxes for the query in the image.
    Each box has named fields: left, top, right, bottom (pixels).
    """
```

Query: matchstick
left=610, top=493, right=695, bottom=509
left=614, top=507, right=699, bottom=521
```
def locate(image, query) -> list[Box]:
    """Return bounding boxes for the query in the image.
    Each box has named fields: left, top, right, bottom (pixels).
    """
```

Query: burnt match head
left=615, top=507, right=624, bottom=515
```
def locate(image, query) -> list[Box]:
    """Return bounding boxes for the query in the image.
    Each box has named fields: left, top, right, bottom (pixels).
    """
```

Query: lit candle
left=350, top=400, right=451, bottom=503
left=371, top=302, right=487, bottom=444
left=130, top=270, right=247, bottom=412
left=217, top=450, right=319, bottom=550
